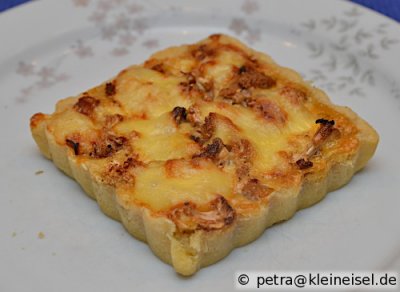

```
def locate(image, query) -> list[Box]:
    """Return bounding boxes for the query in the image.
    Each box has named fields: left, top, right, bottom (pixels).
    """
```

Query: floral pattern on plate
left=294, top=6, right=399, bottom=98
left=14, top=0, right=400, bottom=105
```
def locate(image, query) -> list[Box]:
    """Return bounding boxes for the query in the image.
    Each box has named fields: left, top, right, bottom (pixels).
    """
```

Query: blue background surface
left=0, top=0, right=399, bottom=22
left=0, top=0, right=30, bottom=12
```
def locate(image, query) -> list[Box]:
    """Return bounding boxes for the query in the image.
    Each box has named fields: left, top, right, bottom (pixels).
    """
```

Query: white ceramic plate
left=1, top=0, right=399, bottom=291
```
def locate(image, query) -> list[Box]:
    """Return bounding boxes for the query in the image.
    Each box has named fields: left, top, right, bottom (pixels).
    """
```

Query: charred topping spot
left=313, top=119, right=336, bottom=145
left=168, top=195, right=236, bottom=232
left=191, top=44, right=215, bottom=61
left=301, top=118, right=338, bottom=162
left=201, top=113, right=217, bottom=141
left=231, top=139, right=253, bottom=180
left=316, top=118, right=335, bottom=126
left=190, top=113, right=235, bottom=147
left=210, top=196, right=236, bottom=227
left=104, top=156, right=142, bottom=186
left=219, top=65, right=275, bottom=105
left=296, top=158, right=313, bottom=170
left=90, top=134, right=127, bottom=158
left=241, top=178, right=272, bottom=201
left=224, top=144, right=233, bottom=152
left=143, top=59, right=166, bottom=73
left=105, top=82, right=116, bottom=96
left=150, top=63, right=165, bottom=74
left=238, top=65, right=248, bottom=74
left=237, top=65, right=276, bottom=89
left=233, top=139, right=253, bottom=160
left=73, top=96, right=100, bottom=117
left=193, top=138, right=225, bottom=160
left=104, top=114, right=124, bottom=128
left=189, top=135, right=202, bottom=144
left=196, top=77, right=214, bottom=101
left=180, top=73, right=214, bottom=101
left=219, top=84, right=252, bottom=105
left=169, top=201, right=195, bottom=230
left=219, top=85, right=238, bottom=99
left=179, top=73, right=199, bottom=95
left=66, top=139, right=80, bottom=155
left=122, top=157, right=140, bottom=168
left=249, top=99, right=287, bottom=125
left=236, top=164, right=250, bottom=182
left=184, top=72, right=196, bottom=85
left=171, top=106, right=187, bottom=124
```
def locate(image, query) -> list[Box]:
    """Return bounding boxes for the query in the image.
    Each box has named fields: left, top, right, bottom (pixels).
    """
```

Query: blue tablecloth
left=0, top=0, right=28, bottom=12
left=0, top=0, right=399, bottom=22
left=352, top=0, right=400, bottom=22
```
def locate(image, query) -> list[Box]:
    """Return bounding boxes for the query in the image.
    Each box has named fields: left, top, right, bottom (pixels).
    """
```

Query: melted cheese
left=115, top=113, right=199, bottom=162
left=133, top=161, right=234, bottom=211
left=115, top=66, right=192, bottom=118
left=197, top=101, right=316, bottom=173
left=39, top=34, right=360, bottom=213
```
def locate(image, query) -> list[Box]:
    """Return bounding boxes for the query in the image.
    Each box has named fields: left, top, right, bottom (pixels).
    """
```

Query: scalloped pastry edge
left=30, top=84, right=378, bottom=276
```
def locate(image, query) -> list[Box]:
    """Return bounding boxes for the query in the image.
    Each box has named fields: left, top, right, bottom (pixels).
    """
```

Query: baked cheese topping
left=31, top=34, right=360, bottom=233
